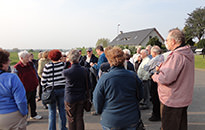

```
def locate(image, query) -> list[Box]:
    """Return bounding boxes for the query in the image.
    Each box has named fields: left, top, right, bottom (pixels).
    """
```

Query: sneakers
left=91, top=111, right=98, bottom=116
left=43, top=105, right=48, bottom=109
left=148, top=116, right=161, bottom=121
left=30, top=115, right=43, bottom=120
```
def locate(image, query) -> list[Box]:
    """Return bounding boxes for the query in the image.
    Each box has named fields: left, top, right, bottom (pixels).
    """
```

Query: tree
left=96, top=38, right=110, bottom=48
left=146, top=36, right=162, bottom=48
left=185, top=7, right=205, bottom=41
left=183, top=26, right=195, bottom=46
left=197, top=39, right=205, bottom=48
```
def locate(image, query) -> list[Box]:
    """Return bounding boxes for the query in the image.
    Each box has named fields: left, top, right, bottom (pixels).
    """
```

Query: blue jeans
left=48, top=88, right=67, bottom=130
left=102, top=125, right=137, bottom=130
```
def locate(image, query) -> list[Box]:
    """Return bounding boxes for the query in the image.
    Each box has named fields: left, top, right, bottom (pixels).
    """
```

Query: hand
left=156, top=63, right=162, bottom=71
left=90, top=62, right=94, bottom=67
left=156, top=66, right=160, bottom=71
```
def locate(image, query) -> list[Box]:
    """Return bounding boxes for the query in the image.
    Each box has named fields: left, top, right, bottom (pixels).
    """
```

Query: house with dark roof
left=109, top=28, right=164, bottom=47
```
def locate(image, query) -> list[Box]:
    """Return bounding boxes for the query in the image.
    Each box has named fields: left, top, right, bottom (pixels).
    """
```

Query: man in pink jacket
left=152, top=28, right=194, bottom=130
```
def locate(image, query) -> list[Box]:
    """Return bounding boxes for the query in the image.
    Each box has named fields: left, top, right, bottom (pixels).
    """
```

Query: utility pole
left=117, top=23, right=120, bottom=35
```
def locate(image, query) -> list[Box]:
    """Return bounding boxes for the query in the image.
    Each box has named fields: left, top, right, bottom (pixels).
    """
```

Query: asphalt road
left=27, top=69, right=205, bottom=130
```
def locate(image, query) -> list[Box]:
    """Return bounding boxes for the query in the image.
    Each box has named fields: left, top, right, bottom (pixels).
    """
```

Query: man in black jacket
left=83, top=48, right=98, bottom=68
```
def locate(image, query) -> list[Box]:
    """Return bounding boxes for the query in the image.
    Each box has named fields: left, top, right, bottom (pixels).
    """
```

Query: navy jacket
left=63, top=63, right=89, bottom=104
left=93, top=66, right=143, bottom=128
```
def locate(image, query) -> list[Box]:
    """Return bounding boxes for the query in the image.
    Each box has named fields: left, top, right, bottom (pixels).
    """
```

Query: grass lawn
left=195, top=55, right=205, bottom=69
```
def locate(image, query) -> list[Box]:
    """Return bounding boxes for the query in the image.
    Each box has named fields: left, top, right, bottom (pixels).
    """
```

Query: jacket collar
left=71, top=63, right=80, bottom=68
left=110, top=66, right=124, bottom=72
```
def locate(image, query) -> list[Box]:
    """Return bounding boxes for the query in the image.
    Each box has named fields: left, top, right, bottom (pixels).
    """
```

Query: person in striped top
left=41, top=49, right=67, bottom=130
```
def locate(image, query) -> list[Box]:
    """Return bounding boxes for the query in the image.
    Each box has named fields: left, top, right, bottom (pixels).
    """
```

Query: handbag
left=42, top=88, right=56, bottom=104
left=42, top=63, right=56, bottom=104
left=83, top=68, right=92, bottom=112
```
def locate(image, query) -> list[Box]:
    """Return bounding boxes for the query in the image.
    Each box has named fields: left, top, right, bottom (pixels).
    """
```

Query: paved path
left=27, top=69, right=205, bottom=130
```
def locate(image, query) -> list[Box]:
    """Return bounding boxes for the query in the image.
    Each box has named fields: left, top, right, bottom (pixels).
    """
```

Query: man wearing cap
left=83, top=48, right=98, bottom=68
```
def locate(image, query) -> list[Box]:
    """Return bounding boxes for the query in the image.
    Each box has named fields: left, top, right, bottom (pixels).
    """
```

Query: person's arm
left=41, top=65, right=49, bottom=88
left=152, top=54, right=184, bottom=85
left=93, top=55, right=107, bottom=71
left=93, top=79, right=105, bottom=114
left=12, top=75, right=28, bottom=116
left=37, top=60, right=43, bottom=78
left=137, top=63, right=143, bottom=80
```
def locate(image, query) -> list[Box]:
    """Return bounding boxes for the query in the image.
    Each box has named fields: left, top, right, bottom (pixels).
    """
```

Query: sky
left=0, top=0, right=204, bottom=49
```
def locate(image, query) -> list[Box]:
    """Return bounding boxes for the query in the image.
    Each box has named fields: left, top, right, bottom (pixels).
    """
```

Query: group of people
left=0, top=28, right=194, bottom=130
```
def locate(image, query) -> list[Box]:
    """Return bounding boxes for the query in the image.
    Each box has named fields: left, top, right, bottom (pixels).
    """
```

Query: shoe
left=148, top=116, right=161, bottom=121
left=91, top=111, right=98, bottom=116
left=36, top=98, right=41, bottom=102
left=43, top=105, right=48, bottom=109
left=30, top=115, right=43, bottom=120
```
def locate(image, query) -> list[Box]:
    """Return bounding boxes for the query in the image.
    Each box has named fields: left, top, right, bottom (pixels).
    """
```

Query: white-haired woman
left=123, top=49, right=135, bottom=71
left=14, top=50, right=42, bottom=120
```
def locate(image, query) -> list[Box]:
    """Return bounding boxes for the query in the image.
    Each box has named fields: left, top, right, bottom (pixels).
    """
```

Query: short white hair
left=140, top=49, right=149, bottom=56
left=151, top=46, right=161, bottom=54
left=123, top=49, right=131, bottom=55
left=18, top=50, right=29, bottom=60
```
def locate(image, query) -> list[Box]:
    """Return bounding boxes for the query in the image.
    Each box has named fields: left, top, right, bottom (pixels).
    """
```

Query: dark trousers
left=162, top=104, right=188, bottom=130
left=65, top=100, right=85, bottom=130
left=26, top=90, right=37, bottom=117
left=37, top=78, right=43, bottom=99
left=150, top=79, right=160, bottom=118
left=142, top=80, right=150, bottom=106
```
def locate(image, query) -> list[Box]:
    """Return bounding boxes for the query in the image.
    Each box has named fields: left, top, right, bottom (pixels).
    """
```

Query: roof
left=109, top=28, right=164, bottom=46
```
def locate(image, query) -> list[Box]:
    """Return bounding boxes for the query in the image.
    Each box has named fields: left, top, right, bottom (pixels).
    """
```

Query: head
left=67, top=49, right=80, bottom=64
left=123, top=49, right=131, bottom=60
left=0, top=49, right=10, bottom=71
left=146, top=45, right=152, bottom=55
left=165, top=28, right=185, bottom=51
left=136, top=46, right=142, bottom=54
left=61, top=52, right=67, bottom=62
left=42, top=51, right=49, bottom=59
left=140, top=49, right=149, bottom=59
left=29, top=53, right=34, bottom=62
left=151, top=45, right=161, bottom=57
left=86, top=48, right=93, bottom=57
left=78, top=50, right=82, bottom=55
left=48, top=49, right=62, bottom=62
left=18, top=50, right=30, bottom=65
left=96, top=45, right=104, bottom=56
left=38, top=52, right=43, bottom=59
left=105, top=46, right=125, bottom=67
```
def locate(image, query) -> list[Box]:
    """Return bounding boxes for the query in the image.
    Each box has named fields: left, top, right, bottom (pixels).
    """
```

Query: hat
left=86, top=48, right=92, bottom=52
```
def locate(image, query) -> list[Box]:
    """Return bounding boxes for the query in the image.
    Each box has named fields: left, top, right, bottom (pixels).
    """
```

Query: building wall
left=140, top=30, right=164, bottom=47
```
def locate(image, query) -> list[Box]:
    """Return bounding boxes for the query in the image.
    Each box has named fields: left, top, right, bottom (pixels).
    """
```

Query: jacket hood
left=174, top=45, right=194, bottom=62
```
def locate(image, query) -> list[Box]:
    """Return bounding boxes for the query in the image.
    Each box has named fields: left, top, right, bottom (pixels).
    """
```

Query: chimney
left=120, top=31, right=123, bottom=34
